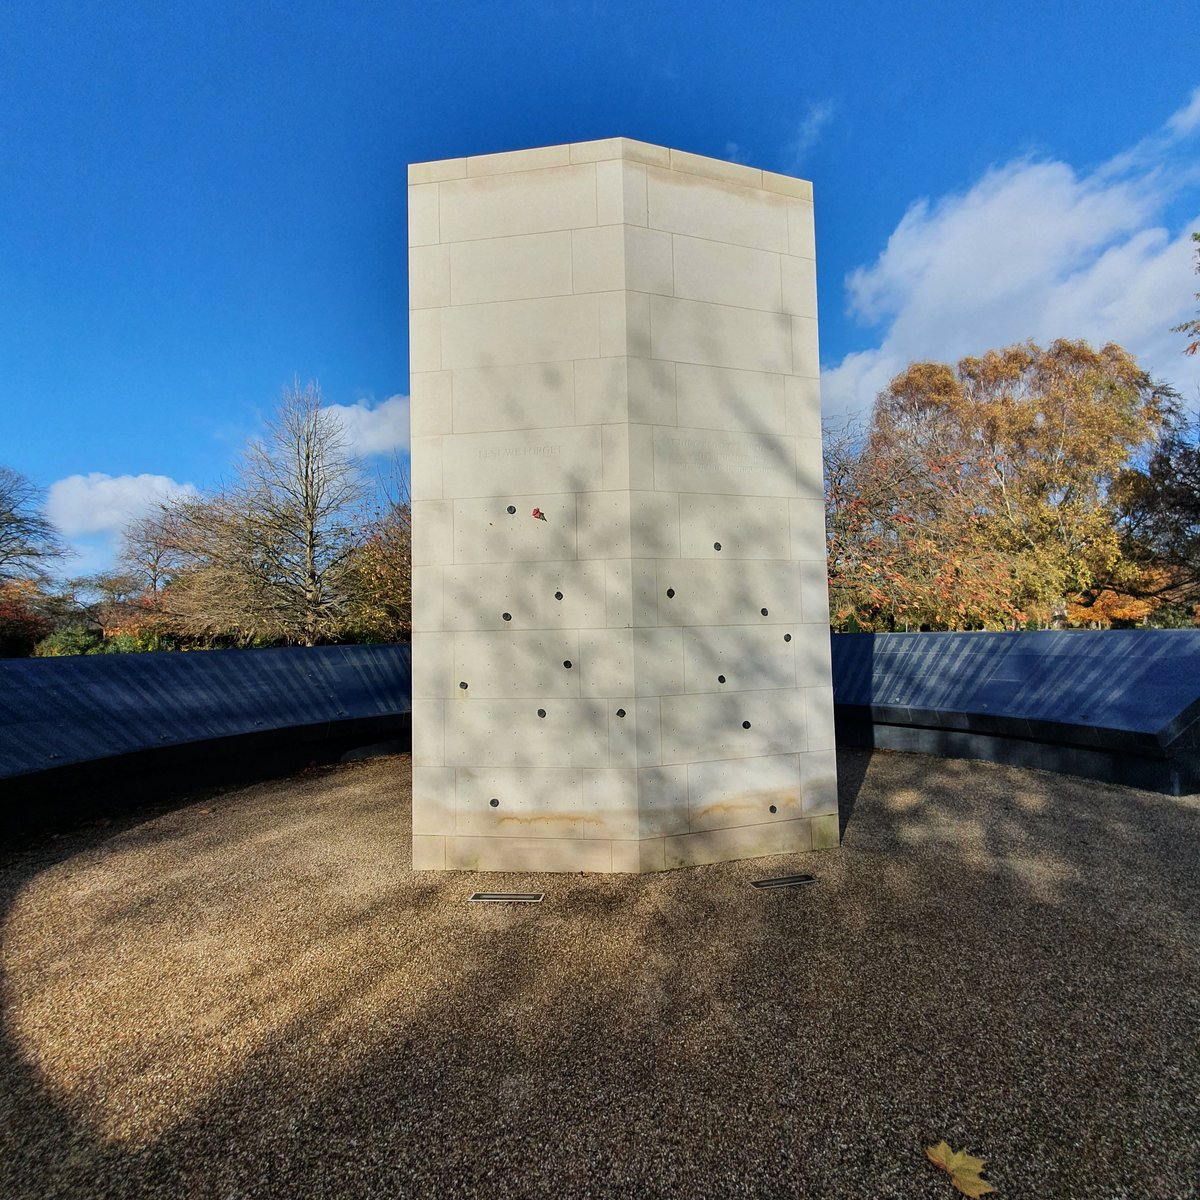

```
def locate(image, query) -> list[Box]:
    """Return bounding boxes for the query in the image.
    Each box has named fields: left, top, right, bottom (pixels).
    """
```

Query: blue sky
left=3, top=0, right=1199, bottom=574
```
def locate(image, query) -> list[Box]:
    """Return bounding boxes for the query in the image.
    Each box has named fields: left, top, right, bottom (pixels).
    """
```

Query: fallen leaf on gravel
left=198, top=808, right=212, bottom=815
left=925, top=1140, right=995, bottom=1196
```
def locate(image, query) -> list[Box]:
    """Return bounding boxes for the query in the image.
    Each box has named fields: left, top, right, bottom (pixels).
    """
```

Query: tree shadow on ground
left=1, top=750, right=1197, bottom=1199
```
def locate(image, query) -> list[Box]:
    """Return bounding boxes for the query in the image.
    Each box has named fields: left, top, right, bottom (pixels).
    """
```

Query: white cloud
left=324, top=394, right=410, bottom=457
left=1167, top=85, right=1200, bottom=139
left=785, top=100, right=835, bottom=171
left=822, top=91, right=1200, bottom=425
left=46, top=472, right=197, bottom=538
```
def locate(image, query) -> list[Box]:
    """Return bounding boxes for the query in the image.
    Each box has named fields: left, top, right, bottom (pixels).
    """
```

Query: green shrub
left=34, top=624, right=102, bottom=657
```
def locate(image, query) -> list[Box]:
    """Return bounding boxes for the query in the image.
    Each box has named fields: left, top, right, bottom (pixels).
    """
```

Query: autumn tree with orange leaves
left=827, top=339, right=1173, bottom=630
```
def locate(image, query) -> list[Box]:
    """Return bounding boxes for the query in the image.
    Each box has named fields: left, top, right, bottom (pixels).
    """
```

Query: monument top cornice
left=408, top=137, right=812, bottom=202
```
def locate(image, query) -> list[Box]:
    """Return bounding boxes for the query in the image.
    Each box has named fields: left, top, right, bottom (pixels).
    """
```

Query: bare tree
left=343, top=454, right=411, bottom=641
left=0, top=466, right=69, bottom=583
left=119, top=507, right=188, bottom=598
left=164, top=381, right=368, bottom=646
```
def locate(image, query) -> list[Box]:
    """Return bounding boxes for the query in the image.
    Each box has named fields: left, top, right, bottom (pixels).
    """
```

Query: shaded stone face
left=409, top=138, right=838, bottom=873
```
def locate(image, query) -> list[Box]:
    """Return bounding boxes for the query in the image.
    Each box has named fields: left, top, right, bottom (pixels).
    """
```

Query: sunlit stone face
left=409, top=139, right=838, bottom=872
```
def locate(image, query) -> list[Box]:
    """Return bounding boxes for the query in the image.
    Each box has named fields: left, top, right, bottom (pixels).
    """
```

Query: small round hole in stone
left=714, top=542, right=722, bottom=551
left=760, top=608, right=769, bottom=616
left=537, top=708, right=546, bottom=718
left=459, top=681, right=468, bottom=690
left=666, top=588, right=675, bottom=598
left=784, top=633, right=792, bottom=642
left=554, top=591, right=563, bottom=600
left=489, top=798, right=500, bottom=808
left=742, top=720, right=751, bottom=729
left=616, top=708, right=626, bottom=718
left=506, top=506, right=516, bottom=515
left=563, top=660, right=572, bottom=669
left=718, top=674, right=726, bottom=683
left=502, top=612, right=512, bottom=621
left=769, top=804, right=778, bottom=814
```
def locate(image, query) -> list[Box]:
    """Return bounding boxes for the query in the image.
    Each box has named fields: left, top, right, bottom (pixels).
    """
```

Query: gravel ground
left=0, top=749, right=1197, bottom=1200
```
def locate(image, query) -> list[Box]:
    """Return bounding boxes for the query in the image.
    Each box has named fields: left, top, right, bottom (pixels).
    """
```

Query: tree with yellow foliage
left=827, top=339, right=1172, bottom=629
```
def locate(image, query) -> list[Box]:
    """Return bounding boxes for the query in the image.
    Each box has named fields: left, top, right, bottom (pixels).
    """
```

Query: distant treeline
left=1, top=382, right=410, bottom=656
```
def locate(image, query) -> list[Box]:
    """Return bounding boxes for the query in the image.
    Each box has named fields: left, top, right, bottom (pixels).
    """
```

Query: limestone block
left=664, top=819, right=806, bottom=869
left=626, top=358, right=677, bottom=425
left=804, top=685, right=837, bottom=751
left=411, top=702, right=445, bottom=768
left=441, top=560, right=606, bottom=631
left=678, top=493, right=791, bottom=560
left=800, top=749, right=839, bottom=816
left=601, top=290, right=652, bottom=359
left=782, top=254, right=817, bottom=318
left=687, top=754, right=802, bottom=831
left=646, top=166, right=789, bottom=252
left=452, top=630, right=582, bottom=699
left=669, top=148, right=764, bottom=190
left=672, top=235, right=783, bottom=312
left=445, top=835, right=615, bottom=872
left=650, top=295, right=792, bottom=375
left=572, top=224, right=626, bottom=294
left=408, top=183, right=439, bottom=246
left=575, top=627, right=685, bottom=697
left=409, top=158, right=467, bottom=185
left=438, top=165, right=597, bottom=241
left=655, top=559, right=805, bottom=627
left=411, top=500, right=453, bottom=566
left=596, top=159, right=647, bottom=226
left=451, top=360, right=575, bottom=434
left=789, top=497, right=827, bottom=561
left=637, top=765, right=690, bottom=837
left=574, top=359, right=630, bottom=427
left=569, top=137, right=670, bottom=168
left=674, top=362, right=786, bottom=435
left=628, top=490, right=681, bottom=559
left=409, top=243, right=450, bottom=309
left=410, top=565, right=443, bottom=632
left=411, top=835, right=447, bottom=870
left=409, top=371, right=453, bottom=437
left=811, top=813, right=840, bottom=849
left=577, top=491, right=632, bottom=560
left=441, top=295, right=600, bottom=369
left=792, top=316, right=820, bottom=374
left=682, top=624, right=797, bottom=694
left=785, top=376, right=822, bottom=438
left=652, top=427, right=799, bottom=496
left=411, top=632, right=454, bottom=699
left=787, top=199, right=816, bottom=259
left=449, top=232, right=573, bottom=306
left=625, top=225, right=674, bottom=295
left=411, top=765, right=455, bottom=831
left=800, top=558, right=832, bottom=623
left=445, top=700, right=610, bottom=768
left=409, top=310, right=442, bottom=373
left=440, top=426, right=602, bottom=498
left=794, top=626, right=834, bottom=688
left=658, top=689, right=806, bottom=764
left=452, top=493, right=578, bottom=564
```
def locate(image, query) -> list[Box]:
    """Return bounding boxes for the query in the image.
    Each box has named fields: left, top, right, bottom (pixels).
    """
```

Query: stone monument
left=408, top=138, right=837, bottom=872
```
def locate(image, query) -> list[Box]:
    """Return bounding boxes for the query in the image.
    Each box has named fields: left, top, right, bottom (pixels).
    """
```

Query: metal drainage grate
left=750, top=874, right=816, bottom=891
left=468, top=892, right=544, bottom=904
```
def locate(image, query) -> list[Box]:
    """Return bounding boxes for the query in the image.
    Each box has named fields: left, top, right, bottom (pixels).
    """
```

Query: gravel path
left=1, top=750, right=1197, bottom=1199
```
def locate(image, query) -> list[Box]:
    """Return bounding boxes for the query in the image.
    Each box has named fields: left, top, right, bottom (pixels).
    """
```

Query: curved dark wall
left=0, top=645, right=412, bottom=831
left=0, top=644, right=412, bottom=781
left=832, top=630, right=1200, bottom=795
